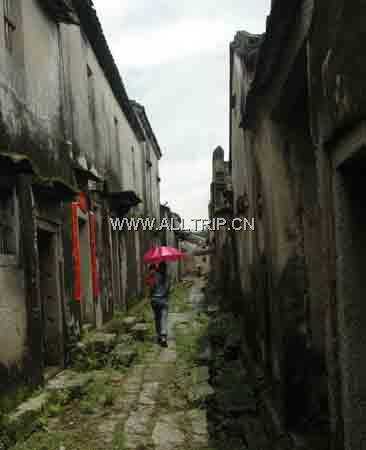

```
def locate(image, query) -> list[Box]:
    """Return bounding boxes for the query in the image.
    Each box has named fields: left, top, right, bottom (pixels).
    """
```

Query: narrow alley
left=1, top=277, right=293, bottom=450
left=3, top=1, right=366, bottom=449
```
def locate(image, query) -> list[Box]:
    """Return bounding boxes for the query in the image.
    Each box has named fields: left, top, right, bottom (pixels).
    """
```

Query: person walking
left=150, top=262, right=170, bottom=347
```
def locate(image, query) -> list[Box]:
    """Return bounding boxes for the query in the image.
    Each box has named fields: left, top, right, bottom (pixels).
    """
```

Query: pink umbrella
left=143, top=246, right=186, bottom=264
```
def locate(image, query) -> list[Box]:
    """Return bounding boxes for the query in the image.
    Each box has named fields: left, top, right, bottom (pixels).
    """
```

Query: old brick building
left=0, top=0, right=162, bottom=395
left=209, top=1, right=366, bottom=449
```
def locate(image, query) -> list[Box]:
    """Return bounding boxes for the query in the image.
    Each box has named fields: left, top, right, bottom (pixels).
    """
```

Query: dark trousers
left=151, top=299, right=169, bottom=337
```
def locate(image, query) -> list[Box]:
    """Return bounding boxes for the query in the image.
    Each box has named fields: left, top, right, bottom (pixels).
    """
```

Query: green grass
left=174, top=312, right=210, bottom=410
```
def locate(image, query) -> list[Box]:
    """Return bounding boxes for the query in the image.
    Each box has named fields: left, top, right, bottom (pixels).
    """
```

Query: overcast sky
left=93, top=0, right=270, bottom=226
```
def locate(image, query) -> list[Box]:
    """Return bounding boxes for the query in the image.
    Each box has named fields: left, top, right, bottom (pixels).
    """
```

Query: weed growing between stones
left=176, top=314, right=209, bottom=367
left=79, top=373, right=116, bottom=415
left=174, top=311, right=212, bottom=412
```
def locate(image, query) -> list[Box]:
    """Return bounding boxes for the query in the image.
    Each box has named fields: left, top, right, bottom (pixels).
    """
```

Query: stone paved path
left=121, top=278, right=210, bottom=450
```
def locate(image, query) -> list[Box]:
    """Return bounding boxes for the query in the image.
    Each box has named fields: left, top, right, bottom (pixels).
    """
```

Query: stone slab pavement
left=119, top=278, right=210, bottom=450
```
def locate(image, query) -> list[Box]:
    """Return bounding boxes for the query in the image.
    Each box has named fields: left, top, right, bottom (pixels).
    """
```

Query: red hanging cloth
left=71, top=202, right=82, bottom=302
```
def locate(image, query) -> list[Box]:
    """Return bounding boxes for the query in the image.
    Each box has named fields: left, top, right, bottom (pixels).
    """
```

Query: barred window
left=4, top=0, right=16, bottom=53
left=0, top=189, right=16, bottom=255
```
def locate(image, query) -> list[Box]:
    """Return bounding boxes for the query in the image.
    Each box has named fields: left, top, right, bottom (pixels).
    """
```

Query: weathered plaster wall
left=143, top=142, right=152, bottom=217
left=0, top=264, right=27, bottom=370
left=59, top=21, right=148, bottom=314
left=21, top=0, right=62, bottom=143
left=231, top=52, right=255, bottom=297
left=60, top=23, right=144, bottom=194
left=129, top=103, right=161, bottom=221
left=0, top=0, right=74, bottom=183
left=308, top=4, right=366, bottom=448
left=230, top=36, right=327, bottom=430
left=0, top=0, right=26, bottom=123
left=150, top=149, right=161, bottom=221
left=133, top=142, right=145, bottom=211
left=226, top=1, right=366, bottom=447
left=309, top=0, right=366, bottom=145
left=0, top=0, right=68, bottom=380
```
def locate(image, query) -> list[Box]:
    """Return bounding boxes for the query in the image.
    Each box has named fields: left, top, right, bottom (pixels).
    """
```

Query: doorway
left=37, top=227, right=63, bottom=368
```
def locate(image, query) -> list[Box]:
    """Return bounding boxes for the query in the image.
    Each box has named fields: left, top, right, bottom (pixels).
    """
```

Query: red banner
left=71, top=202, right=82, bottom=302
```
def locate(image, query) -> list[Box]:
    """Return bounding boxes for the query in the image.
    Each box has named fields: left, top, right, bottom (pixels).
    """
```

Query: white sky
left=93, top=0, right=271, bottom=224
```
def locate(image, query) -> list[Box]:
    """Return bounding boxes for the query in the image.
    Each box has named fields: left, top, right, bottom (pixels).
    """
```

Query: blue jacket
left=151, top=271, right=170, bottom=304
